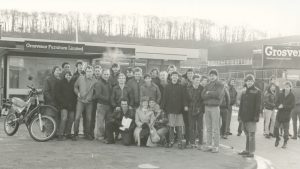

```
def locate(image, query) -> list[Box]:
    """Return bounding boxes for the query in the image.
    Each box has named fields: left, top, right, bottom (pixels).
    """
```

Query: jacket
left=111, top=85, right=134, bottom=108
left=220, top=88, right=230, bottom=109
left=43, top=75, right=60, bottom=107
left=127, top=78, right=144, bottom=107
left=93, top=77, right=112, bottom=105
left=153, top=110, right=169, bottom=130
left=263, top=88, right=276, bottom=110
left=108, top=70, right=120, bottom=88
left=140, top=83, right=161, bottom=103
left=107, top=108, right=136, bottom=131
left=276, top=89, right=295, bottom=122
left=161, top=82, right=187, bottom=114
left=187, top=85, right=204, bottom=116
left=74, top=76, right=97, bottom=103
left=238, top=85, right=261, bottom=122
left=228, top=85, right=237, bottom=105
left=135, top=108, right=155, bottom=128
left=201, top=80, right=224, bottom=107
left=55, top=78, right=77, bottom=111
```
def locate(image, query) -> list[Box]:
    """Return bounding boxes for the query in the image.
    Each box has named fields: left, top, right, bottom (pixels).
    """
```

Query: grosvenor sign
left=24, top=41, right=84, bottom=53
left=262, top=45, right=300, bottom=69
left=264, top=45, right=300, bottom=57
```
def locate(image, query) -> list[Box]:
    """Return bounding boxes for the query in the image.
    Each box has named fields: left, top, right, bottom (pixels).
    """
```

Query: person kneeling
left=105, top=99, right=135, bottom=145
left=134, top=97, right=155, bottom=146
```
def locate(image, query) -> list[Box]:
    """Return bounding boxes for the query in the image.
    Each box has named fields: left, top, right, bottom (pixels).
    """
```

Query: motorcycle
left=2, top=85, right=58, bottom=142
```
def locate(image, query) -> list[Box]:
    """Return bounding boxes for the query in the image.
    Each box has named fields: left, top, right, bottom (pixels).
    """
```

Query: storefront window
left=8, top=56, right=88, bottom=90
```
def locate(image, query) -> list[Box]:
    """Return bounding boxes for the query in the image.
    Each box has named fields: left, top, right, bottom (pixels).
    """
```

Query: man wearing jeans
left=238, top=74, right=261, bottom=158
left=201, top=69, right=224, bottom=153
left=73, top=66, right=97, bottom=141
left=93, top=69, right=112, bottom=141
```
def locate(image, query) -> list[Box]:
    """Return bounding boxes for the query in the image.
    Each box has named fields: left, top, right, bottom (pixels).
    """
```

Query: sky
left=1, top=0, right=299, bottom=37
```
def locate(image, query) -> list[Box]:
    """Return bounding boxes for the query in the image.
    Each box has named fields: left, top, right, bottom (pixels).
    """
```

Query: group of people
left=42, top=60, right=300, bottom=158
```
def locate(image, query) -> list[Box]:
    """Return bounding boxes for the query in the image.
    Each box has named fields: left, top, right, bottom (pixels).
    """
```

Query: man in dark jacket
left=274, top=81, right=295, bottom=148
left=238, top=74, right=261, bottom=158
left=55, top=71, right=77, bottom=140
left=111, top=73, right=134, bottom=109
left=263, top=83, right=277, bottom=138
left=127, top=67, right=144, bottom=108
left=140, top=74, right=161, bottom=104
left=291, top=80, right=300, bottom=139
left=105, top=99, right=135, bottom=145
left=161, top=71, right=188, bottom=148
left=186, top=74, right=204, bottom=148
left=43, top=66, right=61, bottom=120
left=226, top=78, right=237, bottom=136
left=150, top=68, right=161, bottom=89
left=220, top=81, right=230, bottom=139
left=93, top=69, right=112, bottom=141
left=201, top=69, right=224, bottom=153
left=108, top=63, right=120, bottom=89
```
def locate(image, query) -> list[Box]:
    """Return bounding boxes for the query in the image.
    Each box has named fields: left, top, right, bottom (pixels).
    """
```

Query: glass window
left=9, top=56, right=89, bottom=89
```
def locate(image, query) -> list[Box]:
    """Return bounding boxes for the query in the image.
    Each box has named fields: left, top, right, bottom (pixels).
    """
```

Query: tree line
left=0, top=9, right=268, bottom=43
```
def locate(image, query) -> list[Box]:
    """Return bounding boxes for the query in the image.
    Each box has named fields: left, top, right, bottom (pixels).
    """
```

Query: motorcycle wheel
left=29, top=115, right=57, bottom=142
left=4, top=112, right=19, bottom=136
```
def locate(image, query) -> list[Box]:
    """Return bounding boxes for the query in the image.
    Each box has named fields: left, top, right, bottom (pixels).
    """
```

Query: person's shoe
left=103, top=140, right=115, bottom=144
left=282, top=141, right=287, bottom=149
left=275, top=139, right=280, bottom=147
left=238, top=151, right=249, bottom=155
left=222, top=135, right=228, bottom=139
left=211, top=147, right=219, bottom=153
left=72, top=135, right=78, bottom=141
left=291, top=136, right=297, bottom=140
left=269, top=133, right=274, bottom=137
left=65, top=134, right=73, bottom=140
left=237, top=133, right=242, bottom=136
left=227, top=132, right=233, bottom=135
left=85, top=134, right=94, bottom=140
left=202, top=146, right=213, bottom=152
left=265, top=135, right=271, bottom=139
left=57, top=135, right=65, bottom=141
left=243, top=153, right=254, bottom=158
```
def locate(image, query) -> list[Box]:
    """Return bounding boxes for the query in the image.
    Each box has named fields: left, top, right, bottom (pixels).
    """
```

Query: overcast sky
left=1, top=0, right=299, bottom=37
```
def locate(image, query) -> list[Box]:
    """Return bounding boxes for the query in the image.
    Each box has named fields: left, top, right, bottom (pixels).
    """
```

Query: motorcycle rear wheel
left=29, top=115, right=57, bottom=142
left=4, top=112, right=19, bottom=136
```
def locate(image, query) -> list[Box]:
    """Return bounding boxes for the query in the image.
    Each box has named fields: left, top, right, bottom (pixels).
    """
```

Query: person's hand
left=77, top=92, right=81, bottom=98
left=116, top=107, right=121, bottom=111
left=278, top=104, right=283, bottom=109
left=184, top=106, right=188, bottom=111
left=206, top=91, right=210, bottom=95
left=129, top=106, right=133, bottom=109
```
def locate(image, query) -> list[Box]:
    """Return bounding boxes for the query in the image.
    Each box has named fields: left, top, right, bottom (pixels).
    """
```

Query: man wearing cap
left=201, top=69, right=224, bottom=153
left=238, top=74, right=261, bottom=158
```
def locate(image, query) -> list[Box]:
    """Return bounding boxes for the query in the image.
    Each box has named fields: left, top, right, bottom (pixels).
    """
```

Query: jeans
left=74, top=101, right=93, bottom=136
left=90, top=101, right=97, bottom=137
left=188, top=112, right=203, bottom=144
left=57, top=109, right=75, bottom=136
left=263, top=109, right=276, bottom=135
left=291, top=105, right=300, bottom=137
left=205, top=106, right=220, bottom=148
left=226, top=106, right=233, bottom=133
left=95, top=104, right=111, bottom=140
left=220, top=107, right=228, bottom=136
left=243, top=122, right=256, bottom=154
left=169, top=126, right=183, bottom=144
left=274, top=120, right=289, bottom=142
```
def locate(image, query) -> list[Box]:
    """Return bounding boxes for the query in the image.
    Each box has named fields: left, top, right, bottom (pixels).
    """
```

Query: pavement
left=0, top=117, right=258, bottom=169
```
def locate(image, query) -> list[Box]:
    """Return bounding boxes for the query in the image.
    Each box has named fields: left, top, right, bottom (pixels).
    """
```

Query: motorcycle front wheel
left=4, top=112, right=19, bottom=136
left=29, top=115, right=57, bottom=142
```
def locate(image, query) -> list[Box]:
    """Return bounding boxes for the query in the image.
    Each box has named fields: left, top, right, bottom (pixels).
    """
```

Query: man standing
left=106, top=99, right=135, bottom=145
left=226, top=78, right=237, bottom=136
left=220, top=81, right=230, bottom=139
left=186, top=74, right=204, bottom=148
left=109, top=63, right=120, bottom=88
left=140, top=74, right=161, bottom=104
left=161, top=71, right=188, bottom=149
left=274, top=81, right=295, bottom=148
left=73, top=66, right=97, bottom=141
left=238, top=74, right=261, bottom=158
left=201, top=69, right=224, bottom=153
left=127, top=67, right=144, bottom=108
left=291, top=80, right=300, bottom=139
left=93, top=69, right=112, bottom=141
left=111, top=73, right=134, bottom=110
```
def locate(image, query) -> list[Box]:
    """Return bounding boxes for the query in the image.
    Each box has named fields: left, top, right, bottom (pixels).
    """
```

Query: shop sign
left=24, top=41, right=84, bottom=54
left=263, top=45, right=300, bottom=69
